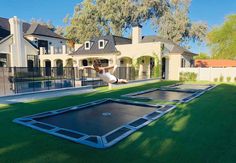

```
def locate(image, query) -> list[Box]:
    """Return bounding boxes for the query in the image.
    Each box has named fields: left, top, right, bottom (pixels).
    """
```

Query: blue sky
left=0, top=0, right=236, bottom=54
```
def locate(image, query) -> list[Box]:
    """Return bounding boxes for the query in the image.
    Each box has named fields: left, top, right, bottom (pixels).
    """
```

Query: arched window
left=82, top=60, right=88, bottom=66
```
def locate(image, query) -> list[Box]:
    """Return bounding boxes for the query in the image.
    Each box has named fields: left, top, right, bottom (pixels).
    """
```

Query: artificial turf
left=0, top=81, right=236, bottom=163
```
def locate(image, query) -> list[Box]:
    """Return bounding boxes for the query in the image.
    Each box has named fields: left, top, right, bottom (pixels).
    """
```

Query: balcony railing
left=40, top=45, right=74, bottom=55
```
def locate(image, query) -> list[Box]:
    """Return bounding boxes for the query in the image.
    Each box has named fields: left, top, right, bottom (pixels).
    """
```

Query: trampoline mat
left=132, top=90, right=193, bottom=101
left=169, top=84, right=212, bottom=91
left=35, top=101, right=156, bottom=136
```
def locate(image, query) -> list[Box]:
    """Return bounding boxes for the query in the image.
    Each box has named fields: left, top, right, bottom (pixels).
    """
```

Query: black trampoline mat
left=133, top=90, right=193, bottom=101
left=35, top=101, right=156, bottom=136
left=171, top=84, right=211, bottom=91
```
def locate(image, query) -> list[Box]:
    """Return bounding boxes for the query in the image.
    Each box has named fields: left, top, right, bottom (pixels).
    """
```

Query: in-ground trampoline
left=14, top=99, right=175, bottom=148
left=123, top=84, right=215, bottom=103
left=161, top=83, right=215, bottom=93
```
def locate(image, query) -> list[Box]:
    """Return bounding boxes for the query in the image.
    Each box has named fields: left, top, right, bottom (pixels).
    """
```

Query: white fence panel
left=180, top=67, right=236, bottom=81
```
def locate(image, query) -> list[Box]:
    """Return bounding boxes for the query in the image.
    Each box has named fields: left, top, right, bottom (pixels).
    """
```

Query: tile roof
left=71, top=35, right=196, bottom=56
left=71, top=35, right=131, bottom=55
left=0, top=17, right=65, bottom=40
left=141, top=36, right=196, bottom=55
left=195, top=59, right=236, bottom=67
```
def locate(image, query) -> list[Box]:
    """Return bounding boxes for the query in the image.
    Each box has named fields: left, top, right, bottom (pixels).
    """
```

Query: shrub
left=179, top=72, right=197, bottom=81
left=226, top=76, right=231, bottom=82
left=219, top=75, right=224, bottom=82
left=214, top=78, right=218, bottom=82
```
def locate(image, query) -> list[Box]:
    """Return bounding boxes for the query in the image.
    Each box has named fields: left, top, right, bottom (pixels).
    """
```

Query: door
left=161, top=58, right=166, bottom=79
left=45, top=61, right=51, bottom=76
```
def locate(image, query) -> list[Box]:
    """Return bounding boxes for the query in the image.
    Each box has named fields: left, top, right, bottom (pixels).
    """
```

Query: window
left=82, top=60, right=88, bottom=66
left=181, top=58, right=186, bottom=68
left=85, top=41, right=90, bottom=50
left=100, top=59, right=109, bottom=67
left=98, top=40, right=105, bottom=49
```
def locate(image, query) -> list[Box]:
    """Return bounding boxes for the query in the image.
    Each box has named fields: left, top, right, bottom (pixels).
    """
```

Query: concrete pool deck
left=0, top=86, right=95, bottom=104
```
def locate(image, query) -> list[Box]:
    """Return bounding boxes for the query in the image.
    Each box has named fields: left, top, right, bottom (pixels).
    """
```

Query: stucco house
left=0, top=16, right=69, bottom=69
left=0, top=16, right=196, bottom=81
left=71, top=25, right=197, bottom=80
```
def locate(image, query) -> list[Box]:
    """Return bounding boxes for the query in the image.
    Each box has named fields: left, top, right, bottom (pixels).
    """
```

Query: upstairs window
left=98, top=40, right=105, bottom=49
left=85, top=41, right=91, bottom=50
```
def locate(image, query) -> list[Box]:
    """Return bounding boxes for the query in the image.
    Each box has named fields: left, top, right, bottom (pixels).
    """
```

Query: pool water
left=15, top=79, right=74, bottom=93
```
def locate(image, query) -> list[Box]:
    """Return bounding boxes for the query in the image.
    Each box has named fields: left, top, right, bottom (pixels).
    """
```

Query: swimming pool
left=13, top=99, right=175, bottom=148
left=14, top=79, right=74, bottom=93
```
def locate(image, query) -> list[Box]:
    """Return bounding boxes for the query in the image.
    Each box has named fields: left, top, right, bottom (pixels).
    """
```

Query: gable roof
left=0, top=17, right=65, bottom=40
left=141, top=36, right=196, bottom=55
left=71, top=35, right=131, bottom=55
left=71, top=34, right=196, bottom=56
left=0, top=34, right=13, bottom=44
left=24, top=23, right=65, bottom=39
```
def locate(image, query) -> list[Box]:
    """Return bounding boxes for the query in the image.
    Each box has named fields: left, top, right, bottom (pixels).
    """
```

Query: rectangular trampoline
left=161, top=83, right=215, bottom=93
left=13, top=99, right=175, bottom=148
left=123, top=89, right=197, bottom=103
left=123, top=84, right=216, bottom=103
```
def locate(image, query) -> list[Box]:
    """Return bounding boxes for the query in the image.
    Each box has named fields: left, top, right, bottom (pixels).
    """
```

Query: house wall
left=180, top=67, right=236, bottom=82
left=181, top=53, right=193, bottom=67
left=72, top=53, right=115, bottom=67
left=167, top=54, right=181, bottom=80
left=116, top=42, right=162, bottom=60
left=0, top=37, right=13, bottom=53
left=39, top=54, right=73, bottom=67
left=25, top=35, right=66, bottom=49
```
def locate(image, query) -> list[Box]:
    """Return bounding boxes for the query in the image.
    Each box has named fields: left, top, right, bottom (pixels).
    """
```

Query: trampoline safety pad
left=13, top=99, right=175, bottom=149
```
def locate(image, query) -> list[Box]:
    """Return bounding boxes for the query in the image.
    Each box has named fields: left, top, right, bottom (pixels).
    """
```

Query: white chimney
left=9, top=16, right=26, bottom=67
left=132, top=24, right=142, bottom=44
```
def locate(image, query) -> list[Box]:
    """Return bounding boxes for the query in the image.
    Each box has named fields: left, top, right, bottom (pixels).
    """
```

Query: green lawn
left=0, top=81, right=236, bottom=163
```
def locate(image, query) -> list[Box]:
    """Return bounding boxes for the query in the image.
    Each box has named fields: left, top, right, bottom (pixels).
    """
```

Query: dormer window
left=98, top=40, right=105, bottom=49
left=85, top=41, right=91, bottom=50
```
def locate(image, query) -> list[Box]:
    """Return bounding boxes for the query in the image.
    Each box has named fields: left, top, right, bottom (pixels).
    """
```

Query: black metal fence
left=0, top=66, right=157, bottom=96
left=0, top=67, right=75, bottom=96
left=78, top=67, right=156, bottom=87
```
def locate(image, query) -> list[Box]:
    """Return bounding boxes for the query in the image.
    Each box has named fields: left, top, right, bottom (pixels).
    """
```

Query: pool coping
left=0, top=85, right=93, bottom=98
left=122, top=84, right=216, bottom=104
left=13, top=98, right=176, bottom=149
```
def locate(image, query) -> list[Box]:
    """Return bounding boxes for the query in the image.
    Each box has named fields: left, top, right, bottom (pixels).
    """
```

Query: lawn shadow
left=1, top=83, right=236, bottom=163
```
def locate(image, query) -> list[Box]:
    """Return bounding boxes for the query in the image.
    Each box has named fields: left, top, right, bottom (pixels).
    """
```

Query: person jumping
left=81, top=59, right=128, bottom=84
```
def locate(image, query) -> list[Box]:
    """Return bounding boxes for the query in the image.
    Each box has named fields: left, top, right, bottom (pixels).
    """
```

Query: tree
left=64, top=0, right=103, bottom=43
left=30, top=18, right=55, bottom=31
left=153, top=0, right=207, bottom=45
left=96, top=0, right=168, bottom=36
left=65, top=0, right=168, bottom=42
left=194, top=52, right=210, bottom=59
left=207, top=14, right=236, bottom=59
left=54, top=26, right=65, bottom=36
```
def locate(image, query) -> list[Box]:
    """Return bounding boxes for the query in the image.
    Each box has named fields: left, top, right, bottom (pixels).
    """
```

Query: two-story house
left=70, top=25, right=196, bottom=80
left=0, top=16, right=70, bottom=70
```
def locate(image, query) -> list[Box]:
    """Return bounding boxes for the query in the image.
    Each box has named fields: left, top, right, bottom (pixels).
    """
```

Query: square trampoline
left=13, top=99, right=175, bottom=148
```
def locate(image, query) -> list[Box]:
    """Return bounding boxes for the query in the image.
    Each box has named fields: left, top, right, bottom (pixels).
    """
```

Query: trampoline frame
left=13, top=98, right=175, bottom=149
